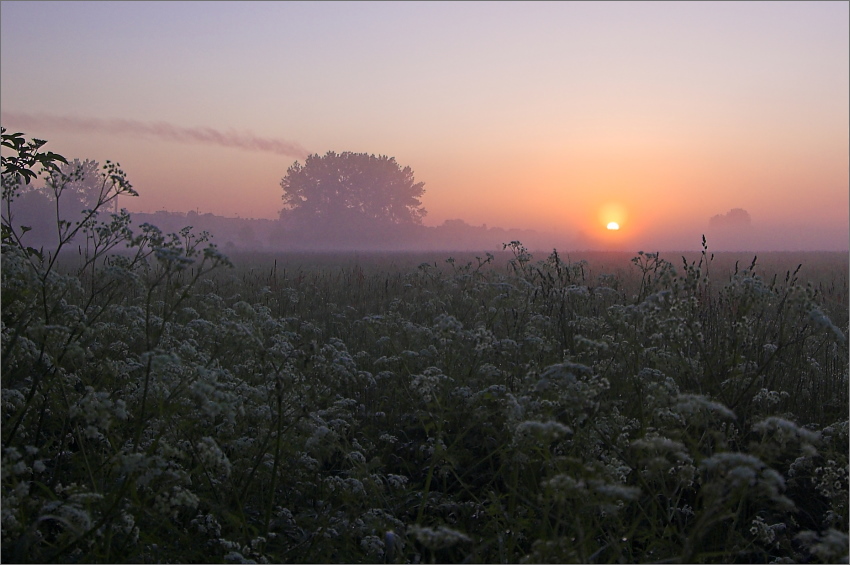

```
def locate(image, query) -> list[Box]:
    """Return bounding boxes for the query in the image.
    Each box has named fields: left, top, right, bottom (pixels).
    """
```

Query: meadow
left=1, top=134, right=848, bottom=563
left=3, top=229, right=848, bottom=562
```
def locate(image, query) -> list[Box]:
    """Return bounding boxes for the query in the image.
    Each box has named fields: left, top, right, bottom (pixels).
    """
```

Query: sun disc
left=607, top=222, right=620, bottom=230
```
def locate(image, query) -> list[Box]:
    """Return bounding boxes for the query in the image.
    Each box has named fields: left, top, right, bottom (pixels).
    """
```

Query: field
left=2, top=223, right=848, bottom=563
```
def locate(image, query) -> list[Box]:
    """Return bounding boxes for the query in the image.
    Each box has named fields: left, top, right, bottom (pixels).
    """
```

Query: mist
left=8, top=197, right=847, bottom=255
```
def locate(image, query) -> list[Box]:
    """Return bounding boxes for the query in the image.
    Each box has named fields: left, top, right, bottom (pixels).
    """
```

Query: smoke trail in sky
left=2, top=112, right=309, bottom=158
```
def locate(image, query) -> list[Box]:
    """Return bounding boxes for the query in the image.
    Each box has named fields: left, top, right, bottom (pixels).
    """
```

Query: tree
left=46, top=158, right=104, bottom=216
left=2, top=127, right=137, bottom=257
left=709, top=208, right=751, bottom=228
left=280, top=151, right=426, bottom=228
left=2, top=127, right=68, bottom=252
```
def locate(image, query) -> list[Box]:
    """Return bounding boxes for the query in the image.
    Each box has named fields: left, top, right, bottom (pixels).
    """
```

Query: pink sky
left=2, top=1, right=847, bottom=250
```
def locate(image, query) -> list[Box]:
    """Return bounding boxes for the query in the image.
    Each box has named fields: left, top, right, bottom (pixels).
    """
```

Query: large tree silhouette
left=279, top=151, right=426, bottom=229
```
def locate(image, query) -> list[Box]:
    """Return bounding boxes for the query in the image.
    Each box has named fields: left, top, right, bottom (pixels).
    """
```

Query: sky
left=1, top=1, right=848, bottom=251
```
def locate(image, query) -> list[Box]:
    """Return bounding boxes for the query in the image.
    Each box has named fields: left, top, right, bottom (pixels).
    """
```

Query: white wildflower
left=700, top=452, right=793, bottom=510
left=796, top=529, right=849, bottom=562
left=224, top=550, right=256, bottom=564
left=360, top=534, right=385, bottom=556
left=541, top=474, right=587, bottom=501
left=410, top=367, right=449, bottom=403
left=69, top=386, right=128, bottom=436
left=515, top=420, right=572, bottom=442
left=753, top=417, right=821, bottom=447
left=674, top=394, right=736, bottom=421
left=305, top=425, right=334, bottom=451
left=749, top=515, right=781, bottom=544
left=387, top=474, right=409, bottom=489
left=196, top=436, right=232, bottom=477
left=408, top=524, right=471, bottom=550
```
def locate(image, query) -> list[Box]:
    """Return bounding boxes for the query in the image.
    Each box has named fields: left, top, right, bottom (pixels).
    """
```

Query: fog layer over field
left=7, top=195, right=849, bottom=254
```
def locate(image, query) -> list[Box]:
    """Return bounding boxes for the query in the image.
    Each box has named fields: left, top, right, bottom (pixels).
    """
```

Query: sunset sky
left=2, top=1, right=848, bottom=251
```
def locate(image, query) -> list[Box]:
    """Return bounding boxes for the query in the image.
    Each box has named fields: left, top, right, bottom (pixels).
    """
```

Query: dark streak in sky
left=2, top=112, right=309, bottom=158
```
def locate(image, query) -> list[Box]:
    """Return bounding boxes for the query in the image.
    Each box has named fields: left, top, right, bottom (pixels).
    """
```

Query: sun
left=598, top=203, right=626, bottom=232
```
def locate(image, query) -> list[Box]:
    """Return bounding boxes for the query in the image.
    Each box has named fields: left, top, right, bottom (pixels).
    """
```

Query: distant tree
left=5, top=156, right=114, bottom=227
left=2, top=127, right=68, bottom=251
left=709, top=208, right=751, bottom=228
left=43, top=159, right=105, bottom=219
left=279, top=151, right=426, bottom=228
left=2, top=128, right=136, bottom=258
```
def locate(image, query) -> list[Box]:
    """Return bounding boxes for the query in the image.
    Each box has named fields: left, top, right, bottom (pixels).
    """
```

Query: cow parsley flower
left=196, top=436, right=232, bottom=477
left=386, top=474, right=409, bottom=489
left=515, top=420, right=572, bottom=442
left=408, top=524, right=471, bottom=550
